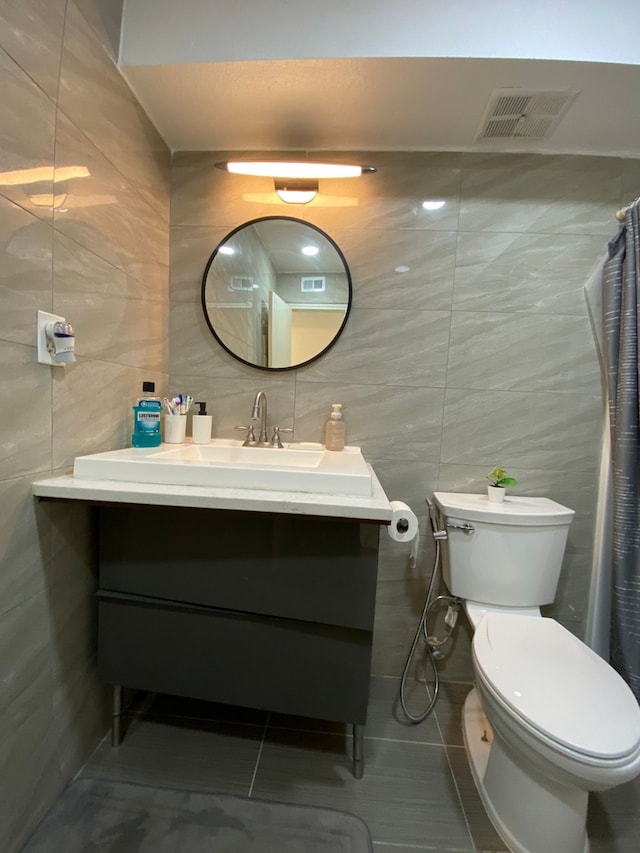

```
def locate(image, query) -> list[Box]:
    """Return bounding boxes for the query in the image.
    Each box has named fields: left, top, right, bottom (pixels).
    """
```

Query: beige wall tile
left=0, top=46, right=56, bottom=219
left=441, top=387, right=601, bottom=471
left=446, top=311, right=600, bottom=393
left=54, top=233, right=168, bottom=371
left=0, top=0, right=65, bottom=99
left=59, top=2, right=169, bottom=220
left=0, top=341, right=52, bottom=478
left=71, top=0, right=123, bottom=60
left=339, top=227, right=456, bottom=311
left=460, top=153, right=620, bottom=235
left=0, top=593, right=63, bottom=853
left=0, top=476, right=51, bottom=615
left=453, top=230, right=604, bottom=315
left=0, top=196, right=53, bottom=345
left=53, top=113, right=168, bottom=281
left=0, top=4, right=170, bottom=847
left=171, top=226, right=230, bottom=303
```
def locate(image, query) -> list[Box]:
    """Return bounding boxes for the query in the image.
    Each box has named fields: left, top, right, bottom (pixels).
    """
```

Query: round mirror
left=201, top=216, right=352, bottom=370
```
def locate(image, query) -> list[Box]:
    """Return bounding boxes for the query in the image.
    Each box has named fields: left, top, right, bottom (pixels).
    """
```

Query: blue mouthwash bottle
left=131, top=381, right=162, bottom=447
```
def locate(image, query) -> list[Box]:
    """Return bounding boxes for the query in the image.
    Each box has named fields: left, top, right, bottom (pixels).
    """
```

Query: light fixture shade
left=274, top=179, right=318, bottom=204
left=216, top=161, right=376, bottom=179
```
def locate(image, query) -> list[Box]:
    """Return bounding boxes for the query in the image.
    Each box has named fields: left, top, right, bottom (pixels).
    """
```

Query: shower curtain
left=586, top=200, right=640, bottom=701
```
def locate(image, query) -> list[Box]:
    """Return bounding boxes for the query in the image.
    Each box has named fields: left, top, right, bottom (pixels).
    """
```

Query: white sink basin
left=73, top=439, right=373, bottom=496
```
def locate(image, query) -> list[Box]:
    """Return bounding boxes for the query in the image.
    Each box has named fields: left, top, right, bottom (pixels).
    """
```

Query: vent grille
left=228, top=275, right=254, bottom=292
left=476, top=89, right=578, bottom=141
left=301, top=276, right=326, bottom=293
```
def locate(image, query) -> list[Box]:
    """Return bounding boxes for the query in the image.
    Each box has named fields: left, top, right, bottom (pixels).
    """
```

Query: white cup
left=164, top=413, right=187, bottom=444
left=191, top=415, right=213, bottom=445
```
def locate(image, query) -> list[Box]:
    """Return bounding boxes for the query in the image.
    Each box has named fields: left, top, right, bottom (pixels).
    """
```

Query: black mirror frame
left=201, top=216, right=353, bottom=372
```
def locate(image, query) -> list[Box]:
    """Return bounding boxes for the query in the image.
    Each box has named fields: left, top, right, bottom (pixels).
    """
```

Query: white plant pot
left=487, top=485, right=506, bottom=503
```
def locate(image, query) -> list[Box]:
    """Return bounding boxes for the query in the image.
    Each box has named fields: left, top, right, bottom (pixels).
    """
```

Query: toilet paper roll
left=387, top=501, right=419, bottom=543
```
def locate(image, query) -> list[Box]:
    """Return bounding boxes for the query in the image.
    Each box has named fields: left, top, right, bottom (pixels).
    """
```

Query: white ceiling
left=118, top=1, right=640, bottom=159
left=121, top=56, right=640, bottom=158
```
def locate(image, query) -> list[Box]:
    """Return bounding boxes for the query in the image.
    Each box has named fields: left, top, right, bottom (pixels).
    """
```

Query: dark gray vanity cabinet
left=96, top=505, right=381, bottom=731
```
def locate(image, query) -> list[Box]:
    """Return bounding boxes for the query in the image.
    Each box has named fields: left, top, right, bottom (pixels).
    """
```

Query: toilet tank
left=433, top=493, right=575, bottom=607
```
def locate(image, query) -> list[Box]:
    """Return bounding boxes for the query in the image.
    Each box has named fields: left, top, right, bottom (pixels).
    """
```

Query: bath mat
left=21, top=777, right=373, bottom=852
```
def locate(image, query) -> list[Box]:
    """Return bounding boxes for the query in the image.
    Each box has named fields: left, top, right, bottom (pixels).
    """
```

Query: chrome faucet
left=251, top=390, right=269, bottom=444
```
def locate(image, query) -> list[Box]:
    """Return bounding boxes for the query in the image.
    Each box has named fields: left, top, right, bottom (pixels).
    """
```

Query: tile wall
left=0, top=1, right=170, bottom=850
left=170, top=149, right=640, bottom=680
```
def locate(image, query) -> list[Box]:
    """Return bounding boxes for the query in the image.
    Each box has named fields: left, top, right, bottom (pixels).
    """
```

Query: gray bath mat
left=21, top=778, right=373, bottom=852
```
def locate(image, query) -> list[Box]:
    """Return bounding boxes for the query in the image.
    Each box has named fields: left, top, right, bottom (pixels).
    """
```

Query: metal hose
left=398, top=499, right=460, bottom=724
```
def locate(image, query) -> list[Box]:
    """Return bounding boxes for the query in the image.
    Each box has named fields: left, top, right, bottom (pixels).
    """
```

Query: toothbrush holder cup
left=164, top=413, right=187, bottom=444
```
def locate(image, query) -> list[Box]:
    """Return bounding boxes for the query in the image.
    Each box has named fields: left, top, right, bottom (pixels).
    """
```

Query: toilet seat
left=472, top=613, right=640, bottom=762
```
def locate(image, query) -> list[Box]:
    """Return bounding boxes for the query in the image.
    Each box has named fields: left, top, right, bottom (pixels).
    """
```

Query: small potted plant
left=486, top=466, right=518, bottom=503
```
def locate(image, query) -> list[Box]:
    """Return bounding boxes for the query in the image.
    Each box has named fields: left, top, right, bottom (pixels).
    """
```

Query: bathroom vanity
left=32, top=441, right=393, bottom=777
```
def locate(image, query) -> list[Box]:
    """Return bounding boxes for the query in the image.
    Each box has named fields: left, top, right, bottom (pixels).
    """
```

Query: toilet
left=433, top=492, right=640, bottom=853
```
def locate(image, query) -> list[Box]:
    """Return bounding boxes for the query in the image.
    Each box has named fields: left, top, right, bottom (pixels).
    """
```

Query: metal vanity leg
left=111, top=685, right=123, bottom=747
left=352, top=724, right=364, bottom=779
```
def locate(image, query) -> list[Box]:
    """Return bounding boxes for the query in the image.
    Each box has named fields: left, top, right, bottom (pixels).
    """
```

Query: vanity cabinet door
left=98, top=506, right=379, bottom=631
left=97, top=592, right=372, bottom=723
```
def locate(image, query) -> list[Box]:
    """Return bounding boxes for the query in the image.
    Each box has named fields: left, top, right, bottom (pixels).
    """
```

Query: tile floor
left=78, top=677, right=640, bottom=853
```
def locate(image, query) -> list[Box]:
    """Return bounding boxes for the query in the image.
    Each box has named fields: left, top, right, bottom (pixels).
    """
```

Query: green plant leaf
left=499, top=477, right=518, bottom=486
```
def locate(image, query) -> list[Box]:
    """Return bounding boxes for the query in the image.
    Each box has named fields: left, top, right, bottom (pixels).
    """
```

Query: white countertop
left=32, top=465, right=394, bottom=523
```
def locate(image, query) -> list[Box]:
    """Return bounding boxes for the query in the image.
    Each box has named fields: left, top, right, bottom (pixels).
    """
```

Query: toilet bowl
left=432, top=492, right=640, bottom=853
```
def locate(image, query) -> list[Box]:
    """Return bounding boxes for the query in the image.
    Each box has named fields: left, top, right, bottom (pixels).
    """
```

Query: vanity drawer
left=97, top=593, right=372, bottom=724
left=98, top=506, right=379, bottom=631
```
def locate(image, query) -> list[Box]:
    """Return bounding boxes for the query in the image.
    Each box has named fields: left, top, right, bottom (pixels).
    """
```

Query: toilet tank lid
left=474, top=614, right=640, bottom=760
left=433, top=492, right=575, bottom=526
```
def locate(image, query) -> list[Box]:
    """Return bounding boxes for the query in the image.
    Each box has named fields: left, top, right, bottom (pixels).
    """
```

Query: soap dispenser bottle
left=325, top=403, right=345, bottom=451
left=192, top=401, right=213, bottom=445
left=131, top=381, right=162, bottom=448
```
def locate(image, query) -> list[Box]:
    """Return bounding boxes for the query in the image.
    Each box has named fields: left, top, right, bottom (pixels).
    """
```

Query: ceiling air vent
left=475, top=88, right=579, bottom=142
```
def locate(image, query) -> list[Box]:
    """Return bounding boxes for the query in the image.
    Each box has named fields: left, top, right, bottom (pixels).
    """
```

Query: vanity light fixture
left=274, top=179, right=318, bottom=204
left=215, top=160, right=376, bottom=204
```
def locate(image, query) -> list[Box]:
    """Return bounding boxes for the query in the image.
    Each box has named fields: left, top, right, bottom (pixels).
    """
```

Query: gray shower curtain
left=601, top=199, right=640, bottom=701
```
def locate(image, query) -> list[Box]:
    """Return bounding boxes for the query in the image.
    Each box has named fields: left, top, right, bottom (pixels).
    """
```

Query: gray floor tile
left=73, top=679, right=638, bottom=853
left=252, top=728, right=474, bottom=849
left=433, top=682, right=472, bottom=747
left=80, top=716, right=263, bottom=796
left=587, top=774, right=640, bottom=853
left=445, top=745, right=508, bottom=853
left=382, top=677, right=443, bottom=743
left=267, top=676, right=443, bottom=746
left=373, top=844, right=473, bottom=852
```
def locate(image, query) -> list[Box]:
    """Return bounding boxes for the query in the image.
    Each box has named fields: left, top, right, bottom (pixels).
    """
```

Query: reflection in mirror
left=201, top=217, right=352, bottom=370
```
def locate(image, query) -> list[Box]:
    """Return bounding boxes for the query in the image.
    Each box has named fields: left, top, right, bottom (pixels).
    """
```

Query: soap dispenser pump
left=325, top=403, right=345, bottom=451
left=192, top=401, right=213, bottom=445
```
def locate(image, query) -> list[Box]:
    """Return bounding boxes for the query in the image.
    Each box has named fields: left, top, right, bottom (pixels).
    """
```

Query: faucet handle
left=270, top=426, right=293, bottom=448
left=235, top=424, right=257, bottom=446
